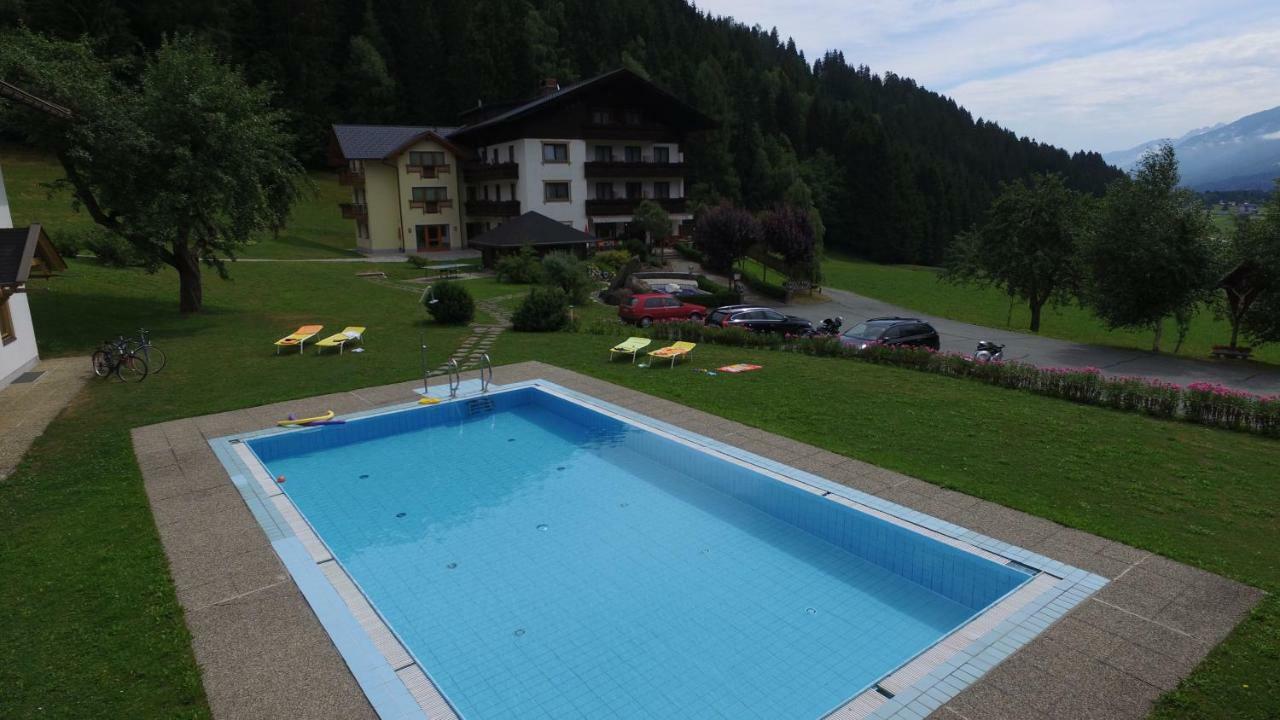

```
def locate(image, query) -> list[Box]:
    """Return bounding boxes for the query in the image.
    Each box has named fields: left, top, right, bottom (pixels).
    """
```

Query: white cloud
left=947, top=26, right=1280, bottom=151
left=691, top=0, right=1279, bottom=151
left=1262, top=130, right=1280, bottom=140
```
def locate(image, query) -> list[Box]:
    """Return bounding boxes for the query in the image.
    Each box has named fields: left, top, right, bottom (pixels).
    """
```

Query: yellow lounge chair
left=647, top=341, right=696, bottom=368
left=610, top=336, right=652, bottom=363
left=315, top=326, right=366, bottom=355
left=274, top=325, right=323, bottom=355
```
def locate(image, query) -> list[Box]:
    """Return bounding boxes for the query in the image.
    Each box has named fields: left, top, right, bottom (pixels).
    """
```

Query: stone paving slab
left=133, top=360, right=1264, bottom=720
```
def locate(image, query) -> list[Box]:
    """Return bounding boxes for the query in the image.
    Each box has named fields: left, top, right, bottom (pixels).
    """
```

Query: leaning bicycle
left=125, top=328, right=166, bottom=374
left=91, top=336, right=149, bottom=383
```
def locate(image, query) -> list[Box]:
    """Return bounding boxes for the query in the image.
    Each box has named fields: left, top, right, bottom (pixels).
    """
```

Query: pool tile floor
left=133, top=361, right=1264, bottom=720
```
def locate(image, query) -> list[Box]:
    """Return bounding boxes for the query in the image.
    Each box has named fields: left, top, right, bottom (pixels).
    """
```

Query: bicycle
left=91, top=336, right=149, bottom=383
left=126, top=328, right=166, bottom=374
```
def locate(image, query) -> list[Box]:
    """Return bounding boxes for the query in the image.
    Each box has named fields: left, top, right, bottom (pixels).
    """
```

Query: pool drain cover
left=396, top=512, right=406, bottom=518
left=536, top=524, right=549, bottom=532
left=514, top=629, right=525, bottom=637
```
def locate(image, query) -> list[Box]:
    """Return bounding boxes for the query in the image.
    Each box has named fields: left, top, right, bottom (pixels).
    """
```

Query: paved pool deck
left=132, top=361, right=1264, bottom=720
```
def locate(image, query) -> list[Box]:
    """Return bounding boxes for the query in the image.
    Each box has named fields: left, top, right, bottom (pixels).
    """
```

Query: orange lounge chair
left=274, top=325, right=323, bottom=355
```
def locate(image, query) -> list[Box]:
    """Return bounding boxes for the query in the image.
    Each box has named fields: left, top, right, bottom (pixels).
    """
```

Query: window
left=544, top=182, right=570, bottom=202
left=595, top=182, right=615, bottom=200
left=594, top=145, right=613, bottom=162
left=590, top=108, right=612, bottom=125
left=625, top=146, right=642, bottom=163
left=644, top=298, right=665, bottom=309
left=467, top=186, right=477, bottom=202
left=623, top=109, right=642, bottom=125
left=506, top=145, right=514, bottom=163
left=653, top=181, right=670, bottom=199
left=542, top=143, right=569, bottom=163
left=356, top=219, right=369, bottom=239
left=409, top=150, right=445, bottom=167
left=416, top=224, right=449, bottom=251
left=482, top=185, right=490, bottom=200
left=412, top=186, right=449, bottom=202
left=1, top=301, right=15, bottom=345
left=509, top=183, right=516, bottom=200
left=494, top=184, right=501, bottom=201
left=625, top=182, right=642, bottom=199
left=653, top=146, right=671, bottom=163
left=762, top=310, right=786, bottom=321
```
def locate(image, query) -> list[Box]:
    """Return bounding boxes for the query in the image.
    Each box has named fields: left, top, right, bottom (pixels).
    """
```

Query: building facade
left=330, top=69, right=714, bottom=255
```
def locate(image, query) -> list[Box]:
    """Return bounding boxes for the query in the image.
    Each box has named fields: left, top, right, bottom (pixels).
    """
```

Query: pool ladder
left=446, top=358, right=461, bottom=398
left=480, top=353, right=493, bottom=393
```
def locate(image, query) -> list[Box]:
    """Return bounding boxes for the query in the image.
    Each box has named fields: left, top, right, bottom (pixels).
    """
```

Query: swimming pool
left=220, top=382, right=1104, bottom=719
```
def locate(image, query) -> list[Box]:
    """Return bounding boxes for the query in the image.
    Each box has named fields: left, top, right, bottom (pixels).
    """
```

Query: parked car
left=840, top=317, right=940, bottom=350
left=707, top=305, right=814, bottom=335
left=618, top=293, right=708, bottom=326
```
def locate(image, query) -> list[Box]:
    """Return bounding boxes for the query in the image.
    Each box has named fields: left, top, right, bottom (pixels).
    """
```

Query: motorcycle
left=974, top=340, right=1005, bottom=362
left=808, top=316, right=843, bottom=337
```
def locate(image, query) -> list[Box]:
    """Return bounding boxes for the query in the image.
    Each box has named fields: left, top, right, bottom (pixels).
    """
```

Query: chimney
left=537, top=78, right=560, bottom=97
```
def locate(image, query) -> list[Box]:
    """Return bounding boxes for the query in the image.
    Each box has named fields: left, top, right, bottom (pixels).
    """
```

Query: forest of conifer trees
left=4, top=0, right=1122, bottom=264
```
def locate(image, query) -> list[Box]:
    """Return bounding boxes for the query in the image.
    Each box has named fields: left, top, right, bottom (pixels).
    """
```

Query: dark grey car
left=840, top=317, right=940, bottom=350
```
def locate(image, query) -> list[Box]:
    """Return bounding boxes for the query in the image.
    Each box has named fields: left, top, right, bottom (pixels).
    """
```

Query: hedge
left=579, top=319, right=1280, bottom=438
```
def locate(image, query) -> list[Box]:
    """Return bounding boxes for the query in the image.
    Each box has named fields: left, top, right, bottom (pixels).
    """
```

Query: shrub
left=51, top=227, right=90, bottom=259
left=592, top=249, right=632, bottom=274
left=512, top=286, right=570, bottom=332
left=406, top=255, right=431, bottom=269
left=541, top=251, right=594, bottom=305
left=741, top=268, right=788, bottom=300
left=622, top=236, right=651, bottom=264
left=423, top=280, right=474, bottom=324
left=85, top=231, right=139, bottom=268
left=674, top=242, right=704, bottom=263
left=496, top=245, right=542, bottom=284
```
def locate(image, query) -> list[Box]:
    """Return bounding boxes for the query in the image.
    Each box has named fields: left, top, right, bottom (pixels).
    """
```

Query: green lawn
left=2, top=146, right=359, bottom=259
left=5, top=259, right=1279, bottom=718
left=2, top=260, right=474, bottom=719
left=820, top=253, right=1280, bottom=365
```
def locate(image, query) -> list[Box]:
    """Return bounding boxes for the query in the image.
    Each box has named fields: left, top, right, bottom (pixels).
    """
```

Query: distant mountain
left=1104, top=106, right=1280, bottom=190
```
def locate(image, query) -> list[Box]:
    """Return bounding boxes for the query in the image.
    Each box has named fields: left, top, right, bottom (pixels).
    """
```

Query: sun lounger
left=315, top=326, right=366, bottom=355
left=274, top=325, right=323, bottom=355
left=647, top=341, right=696, bottom=368
left=610, top=336, right=652, bottom=363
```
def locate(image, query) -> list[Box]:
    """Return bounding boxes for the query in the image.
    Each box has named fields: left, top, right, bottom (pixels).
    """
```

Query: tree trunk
left=1151, top=320, right=1163, bottom=353
left=1229, top=315, right=1241, bottom=349
left=1028, top=300, right=1043, bottom=333
left=174, top=242, right=203, bottom=313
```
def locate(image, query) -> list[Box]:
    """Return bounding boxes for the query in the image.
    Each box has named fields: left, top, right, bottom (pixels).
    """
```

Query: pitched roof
left=448, top=68, right=716, bottom=143
left=467, top=212, right=597, bottom=248
left=0, top=225, right=66, bottom=286
left=330, top=124, right=461, bottom=160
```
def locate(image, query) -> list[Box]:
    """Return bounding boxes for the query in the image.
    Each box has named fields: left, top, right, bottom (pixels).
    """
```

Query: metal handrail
left=480, top=354, right=493, bottom=392
left=447, top=358, right=461, bottom=398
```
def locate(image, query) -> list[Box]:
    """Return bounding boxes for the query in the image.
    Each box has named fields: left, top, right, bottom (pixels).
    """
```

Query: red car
left=618, top=293, right=707, bottom=327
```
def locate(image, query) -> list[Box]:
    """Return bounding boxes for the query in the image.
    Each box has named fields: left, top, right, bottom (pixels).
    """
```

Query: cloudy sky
left=692, top=0, right=1280, bottom=153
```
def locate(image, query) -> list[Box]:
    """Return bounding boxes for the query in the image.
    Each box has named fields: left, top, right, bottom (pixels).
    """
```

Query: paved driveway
left=779, top=287, right=1280, bottom=396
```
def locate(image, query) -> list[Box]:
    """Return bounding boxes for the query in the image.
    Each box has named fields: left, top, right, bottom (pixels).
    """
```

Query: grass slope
left=494, top=329, right=1280, bottom=720
left=2, top=146, right=359, bottom=259
left=821, top=253, right=1280, bottom=366
left=2, top=261, right=474, bottom=718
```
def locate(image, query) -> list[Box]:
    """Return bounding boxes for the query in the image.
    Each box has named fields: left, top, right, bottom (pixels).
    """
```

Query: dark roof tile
left=467, top=212, right=596, bottom=248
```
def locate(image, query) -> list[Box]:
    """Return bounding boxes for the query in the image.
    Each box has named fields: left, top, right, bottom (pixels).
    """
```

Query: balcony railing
left=461, top=161, right=519, bottom=181
left=585, top=197, right=687, bottom=216
left=406, top=164, right=451, bottom=178
left=338, top=202, right=368, bottom=219
left=584, top=160, right=684, bottom=178
left=465, top=199, right=521, bottom=217
left=338, top=168, right=365, bottom=185
left=410, top=199, right=455, bottom=214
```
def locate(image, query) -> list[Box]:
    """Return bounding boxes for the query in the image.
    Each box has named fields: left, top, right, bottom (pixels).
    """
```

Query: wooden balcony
left=585, top=197, right=687, bottom=216
left=584, top=161, right=684, bottom=178
left=406, top=164, right=451, bottom=178
left=465, top=200, right=521, bottom=217
left=461, top=161, right=519, bottom=181
left=338, top=168, right=364, bottom=185
left=338, top=202, right=368, bottom=219
left=410, top=199, right=455, bottom=214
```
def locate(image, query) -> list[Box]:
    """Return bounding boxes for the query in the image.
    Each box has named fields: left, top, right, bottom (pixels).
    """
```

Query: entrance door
left=415, top=224, right=450, bottom=251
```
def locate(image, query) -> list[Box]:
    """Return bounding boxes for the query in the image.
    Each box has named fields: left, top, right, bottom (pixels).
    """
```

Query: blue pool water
left=250, top=387, right=1030, bottom=719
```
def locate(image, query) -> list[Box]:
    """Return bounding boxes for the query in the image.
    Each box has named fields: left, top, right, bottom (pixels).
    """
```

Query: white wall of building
left=514, top=138, right=589, bottom=228
left=0, top=163, right=42, bottom=387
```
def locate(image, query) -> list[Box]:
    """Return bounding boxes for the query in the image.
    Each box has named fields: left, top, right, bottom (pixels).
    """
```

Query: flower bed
left=580, top=319, right=1280, bottom=438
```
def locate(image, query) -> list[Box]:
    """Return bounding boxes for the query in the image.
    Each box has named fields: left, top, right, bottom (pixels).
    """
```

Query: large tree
left=692, top=203, right=760, bottom=275
left=761, top=204, right=818, bottom=283
left=944, top=173, right=1085, bottom=332
left=1078, top=144, right=1214, bottom=351
left=1236, top=181, right=1280, bottom=346
left=0, top=29, right=304, bottom=313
